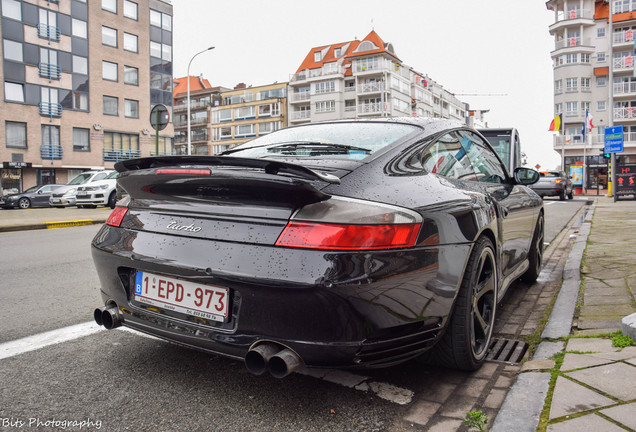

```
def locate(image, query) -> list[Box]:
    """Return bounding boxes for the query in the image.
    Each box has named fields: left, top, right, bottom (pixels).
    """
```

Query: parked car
left=50, top=170, right=114, bottom=208
left=76, top=171, right=118, bottom=209
left=530, top=170, right=573, bottom=200
left=0, top=184, right=65, bottom=209
left=92, top=118, right=543, bottom=378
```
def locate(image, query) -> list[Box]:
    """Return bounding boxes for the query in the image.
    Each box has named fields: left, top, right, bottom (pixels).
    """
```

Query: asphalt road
left=0, top=199, right=586, bottom=431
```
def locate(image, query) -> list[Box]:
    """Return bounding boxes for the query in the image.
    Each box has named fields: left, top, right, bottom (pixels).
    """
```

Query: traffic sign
left=604, top=125, right=624, bottom=154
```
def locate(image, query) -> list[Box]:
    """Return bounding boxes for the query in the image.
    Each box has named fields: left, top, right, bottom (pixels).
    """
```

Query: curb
left=0, top=218, right=107, bottom=233
left=491, top=200, right=595, bottom=432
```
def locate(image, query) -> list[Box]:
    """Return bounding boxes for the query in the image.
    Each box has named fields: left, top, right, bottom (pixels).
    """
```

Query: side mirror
left=514, top=167, right=540, bottom=185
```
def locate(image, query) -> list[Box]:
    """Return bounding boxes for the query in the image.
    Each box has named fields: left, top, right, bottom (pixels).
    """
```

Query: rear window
left=224, top=123, right=418, bottom=160
left=540, top=172, right=562, bottom=178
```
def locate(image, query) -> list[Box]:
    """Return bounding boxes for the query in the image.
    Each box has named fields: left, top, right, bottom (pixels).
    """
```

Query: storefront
left=565, top=154, right=636, bottom=193
left=0, top=163, right=57, bottom=195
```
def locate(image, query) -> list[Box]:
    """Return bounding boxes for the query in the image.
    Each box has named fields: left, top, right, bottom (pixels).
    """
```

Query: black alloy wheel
left=424, top=236, right=497, bottom=370
left=521, top=213, right=544, bottom=283
left=108, top=191, right=117, bottom=209
left=18, top=197, right=31, bottom=209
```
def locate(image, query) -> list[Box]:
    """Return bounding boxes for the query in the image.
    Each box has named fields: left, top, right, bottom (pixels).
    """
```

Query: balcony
left=554, top=37, right=592, bottom=50
left=39, top=102, right=62, bottom=121
left=173, top=100, right=210, bottom=112
left=614, top=81, right=636, bottom=97
left=38, top=63, right=61, bottom=81
left=103, top=149, right=141, bottom=162
left=290, top=65, right=346, bottom=82
left=613, top=30, right=636, bottom=47
left=40, top=144, right=63, bottom=160
left=37, top=24, right=61, bottom=44
left=614, top=107, right=636, bottom=121
left=549, top=9, right=594, bottom=33
left=614, top=56, right=634, bottom=72
left=358, top=102, right=383, bottom=115
left=290, top=92, right=311, bottom=103
left=290, top=111, right=310, bottom=122
left=357, top=82, right=384, bottom=94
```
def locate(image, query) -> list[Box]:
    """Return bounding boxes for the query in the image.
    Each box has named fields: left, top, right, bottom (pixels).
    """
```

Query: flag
left=585, top=110, right=594, bottom=132
left=549, top=114, right=562, bottom=131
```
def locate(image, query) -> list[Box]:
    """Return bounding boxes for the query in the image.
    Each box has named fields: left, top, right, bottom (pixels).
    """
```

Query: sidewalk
left=0, top=207, right=111, bottom=232
left=493, top=196, right=636, bottom=432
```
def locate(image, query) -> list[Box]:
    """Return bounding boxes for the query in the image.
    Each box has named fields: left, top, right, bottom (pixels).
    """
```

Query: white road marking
left=0, top=322, right=414, bottom=405
left=0, top=321, right=105, bottom=361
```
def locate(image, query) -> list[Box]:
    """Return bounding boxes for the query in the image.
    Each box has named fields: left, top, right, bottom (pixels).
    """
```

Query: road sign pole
left=611, top=153, right=616, bottom=201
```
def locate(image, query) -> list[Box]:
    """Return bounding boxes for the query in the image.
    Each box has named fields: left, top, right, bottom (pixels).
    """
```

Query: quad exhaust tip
left=93, top=305, right=122, bottom=330
left=245, top=343, right=303, bottom=379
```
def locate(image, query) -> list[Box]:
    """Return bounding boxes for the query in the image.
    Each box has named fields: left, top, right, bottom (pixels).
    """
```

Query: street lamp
left=187, top=46, right=214, bottom=155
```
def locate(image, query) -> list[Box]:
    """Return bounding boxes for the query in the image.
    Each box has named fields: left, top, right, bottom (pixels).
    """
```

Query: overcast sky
left=171, top=0, right=558, bottom=170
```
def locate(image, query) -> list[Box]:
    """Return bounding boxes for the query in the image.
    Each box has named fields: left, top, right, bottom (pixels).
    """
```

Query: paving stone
left=576, top=320, right=622, bottom=331
left=534, top=341, right=564, bottom=361
left=471, top=361, right=499, bottom=379
left=580, top=304, right=636, bottom=317
left=522, top=359, right=555, bottom=371
left=589, top=346, right=636, bottom=361
left=457, top=378, right=489, bottom=398
left=426, top=418, right=464, bottom=432
left=484, top=388, right=507, bottom=409
left=566, top=362, right=636, bottom=401
left=436, top=396, right=478, bottom=418
left=600, top=402, right=636, bottom=430
left=494, top=374, right=515, bottom=389
left=403, top=401, right=441, bottom=426
left=560, top=353, right=613, bottom=371
left=546, top=413, right=627, bottom=432
left=549, top=376, right=615, bottom=419
left=583, top=295, right=632, bottom=305
left=490, top=372, right=550, bottom=432
left=566, top=338, right=617, bottom=353
left=420, top=382, right=456, bottom=404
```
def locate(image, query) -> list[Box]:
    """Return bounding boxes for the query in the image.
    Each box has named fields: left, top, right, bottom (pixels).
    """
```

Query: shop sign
left=570, top=165, right=583, bottom=186
left=2, top=162, right=32, bottom=169
left=616, top=164, right=636, bottom=196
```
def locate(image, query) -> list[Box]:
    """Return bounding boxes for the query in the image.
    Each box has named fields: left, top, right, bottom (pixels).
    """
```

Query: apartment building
left=288, top=30, right=469, bottom=126
left=0, top=0, right=174, bottom=194
left=547, top=0, right=636, bottom=190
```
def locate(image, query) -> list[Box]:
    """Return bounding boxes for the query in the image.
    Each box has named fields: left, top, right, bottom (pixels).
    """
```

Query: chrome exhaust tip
left=245, top=343, right=280, bottom=376
left=268, top=349, right=302, bottom=379
left=94, top=305, right=122, bottom=330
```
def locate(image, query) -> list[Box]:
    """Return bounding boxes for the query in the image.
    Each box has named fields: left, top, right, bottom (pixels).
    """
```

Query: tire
left=108, top=191, right=116, bottom=209
left=424, top=236, right=497, bottom=371
left=559, top=191, right=566, bottom=201
left=567, top=190, right=573, bottom=199
left=521, top=213, right=544, bottom=283
left=18, top=197, right=31, bottom=209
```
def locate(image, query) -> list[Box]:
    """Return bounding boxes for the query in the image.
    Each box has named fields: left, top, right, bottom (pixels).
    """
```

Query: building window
left=162, top=44, right=172, bottom=61
left=102, top=0, right=116, bottom=13
left=6, top=121, right=26, bottom=148
left=123, top=33, right=138, bottom=53
left=234, top=124, right=255, bottom=138
left=3, top=39, right=22, bottom=62
left=72, top=18, right=87, bottom=39
left=150, top=41, right=161, bottom=58
left=42, top=124, right=60, bottom=147
left=123, top=0, right=138, bottom=20
left=73, top=92, right=88, bottom=110
left=104, top=132, right=139, bottom=158
left=581, top=78, right=591, bottom=91
left=73, top=128, right=90, bottom=151
left=103, top=96, right=118, bottom=115
left=315, top=101, right=335, bottom=113
left=213, top=126, right=232, bottom=141
left=258, top=121, right=281, bottom=135
left=102, top=26, right=117, bottom=47
left=4, top=82, right=24, bottom=102
left=150, top=9, right=171, bottom=30
left=597, top=76, right=607, bottom=86
left=124, top=66, right=138, bottom=85
left=566, top=53, right=578, bottom=64
left=125, top=99, right=139, bottom=118
left=234, top=106, right=255, bottom=120
left=598, top=28, right=606, bottom=37
left=73, top=55, right=88, bottom=75
left=1, top=0, right=21, bottom=20
left=581, top=53, right=590, bottom=63
left=566, top=78, right=578, bottom=92
left=597, top=52, right=606, bottom=63
left=566, top=101, right=578, bottom=116
left=555, top=103, right=562, bottom=115
left=598, top=101, right=607, bottom=111
left=314, top=51, right=322, bottom=62
left=315, top=81, right=335, bottom=94
left=555, top=80, right=563, bottom=93
left=102, top=61, right=118, bottom=81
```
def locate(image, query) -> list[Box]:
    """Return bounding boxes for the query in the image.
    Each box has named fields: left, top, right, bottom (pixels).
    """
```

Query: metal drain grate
left=486, top=338, right=528, bottom=364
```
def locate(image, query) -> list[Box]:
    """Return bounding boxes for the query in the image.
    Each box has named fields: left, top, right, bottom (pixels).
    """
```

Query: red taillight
left=156, top=169, right=211, bottom=175
left=106, top=207, right=128, bottom=227
left=555, top=179, right=563, bottom=184
left=275, top=222, right=421, bottom=250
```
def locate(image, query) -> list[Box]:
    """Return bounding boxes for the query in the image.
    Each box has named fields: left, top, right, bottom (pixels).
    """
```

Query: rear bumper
left=49, top=197, right=76, bottom=207
left=91, top=225, right=469, bottom=368
left=531, top=186, right=565, bottom=197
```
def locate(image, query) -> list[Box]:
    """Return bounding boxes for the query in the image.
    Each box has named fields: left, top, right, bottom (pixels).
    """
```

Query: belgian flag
left=549, top=114, right=562, bottom=132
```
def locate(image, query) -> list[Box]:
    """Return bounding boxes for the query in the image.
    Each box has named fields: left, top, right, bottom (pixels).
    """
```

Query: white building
left=547, top=0, right=636, bottom=191
left=287, top=30, right=470, bottom=126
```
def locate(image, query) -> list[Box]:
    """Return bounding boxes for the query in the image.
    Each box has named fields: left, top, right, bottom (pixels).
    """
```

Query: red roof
left=294, top=30, right=399, bottom=76
left=173, top=76, right=212, bottom=97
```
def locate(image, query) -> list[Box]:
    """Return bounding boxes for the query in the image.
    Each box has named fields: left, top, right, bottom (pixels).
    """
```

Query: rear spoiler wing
left=115, top=156, right=341, bottom=185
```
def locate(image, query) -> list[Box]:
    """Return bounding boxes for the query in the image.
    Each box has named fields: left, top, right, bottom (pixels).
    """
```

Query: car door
left=34, top=185, right=52, bottom=206
left=456, top=130, right=536, bottom=282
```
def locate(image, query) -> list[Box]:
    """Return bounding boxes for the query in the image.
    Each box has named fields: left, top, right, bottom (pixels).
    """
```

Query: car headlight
left=99, top=184, right=109, bottom=190
left=6, top=196, right=18, bottom=201
left=64, top=188, right=77, bottom=196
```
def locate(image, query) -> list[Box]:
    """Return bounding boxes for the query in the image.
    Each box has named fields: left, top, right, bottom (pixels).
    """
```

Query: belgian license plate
left=134, top=271, right=229, bottom=322
left=76, top=192, right=87, bottom=197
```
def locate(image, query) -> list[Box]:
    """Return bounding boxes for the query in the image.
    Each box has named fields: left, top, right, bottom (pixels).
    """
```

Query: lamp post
left=186, top=46, right=214, bottom=155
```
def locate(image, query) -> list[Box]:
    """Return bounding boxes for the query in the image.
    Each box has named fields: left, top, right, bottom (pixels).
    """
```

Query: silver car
left=531, top=170, right=574, bottom=200
left=49, top=170, right=115, bottom=207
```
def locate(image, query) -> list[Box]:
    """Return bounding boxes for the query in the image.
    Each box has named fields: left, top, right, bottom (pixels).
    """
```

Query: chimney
left=234, top=83, right=246, bottom=90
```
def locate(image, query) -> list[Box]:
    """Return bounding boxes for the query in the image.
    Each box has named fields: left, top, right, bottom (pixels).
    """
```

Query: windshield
left=224, top=123, right=417, bottom=160
left=22, top=185, right=40, bottom=193
left=68, top=173, right=93, bottom=185
left=540, top=172, right=562, bottom=178
left=105, top=171, right=118, bottom=179
left=481, top=133, right=511, bottom=172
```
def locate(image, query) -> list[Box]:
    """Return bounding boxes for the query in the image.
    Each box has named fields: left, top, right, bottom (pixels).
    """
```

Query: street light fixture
left=187, top=46, right=214, bottom=155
